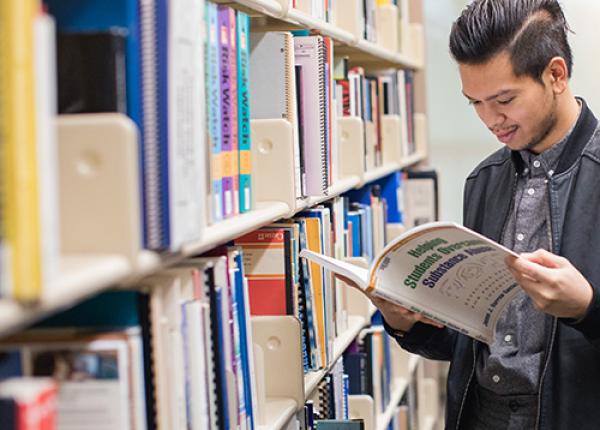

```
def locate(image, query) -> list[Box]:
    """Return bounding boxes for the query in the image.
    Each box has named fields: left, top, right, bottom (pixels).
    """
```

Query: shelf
left=182, top=201, right=291, bottom=256
left=304, top=314, right=368, bottom=399
left=399, top=152, right=426, bottom=169
left=257, top=397, right=298, bottom=430
left=0, top=255, right=131, bottom=337
left=227, top=0, right=421, bottom=70
left=363, top=163, right=401, bottom=185
left=376, top=377, right=409, bottom=430
left=305, top=176, right=361, bottom=208
left=285, top=8, right=356, bottom=45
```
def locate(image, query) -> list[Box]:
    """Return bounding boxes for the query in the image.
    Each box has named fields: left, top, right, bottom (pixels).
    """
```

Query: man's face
left=459, top=51, right=557, bottom=153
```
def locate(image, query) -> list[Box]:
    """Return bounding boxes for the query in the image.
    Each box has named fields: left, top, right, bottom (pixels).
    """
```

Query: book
left=300, top=221, right=521, bottom=344
left=236, top=12, right=252, bottom=214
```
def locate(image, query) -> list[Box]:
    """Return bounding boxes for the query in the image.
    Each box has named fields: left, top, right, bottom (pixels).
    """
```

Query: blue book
left=236, top=12, right=252, bottom=214
left=45, top=0, right=150, bottom=245
left=374, top=172, right=404, bottom=223
left=347, top=211, right=362, bottom=257
left=213, top=286, right=230, bottom=430
left=233, top=250, right=255, bottom=429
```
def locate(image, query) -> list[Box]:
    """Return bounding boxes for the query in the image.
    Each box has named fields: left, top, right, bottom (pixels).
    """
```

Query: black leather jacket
left=389, top=98, right=600, bottom=429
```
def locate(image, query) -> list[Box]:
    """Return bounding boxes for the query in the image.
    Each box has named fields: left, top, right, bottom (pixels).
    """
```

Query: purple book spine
left=218, top=6, right=235, bottom=218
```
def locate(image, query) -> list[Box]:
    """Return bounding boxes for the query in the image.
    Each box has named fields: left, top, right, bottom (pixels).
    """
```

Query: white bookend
left=414, top=113, right=428, bottom=157
left=251, top=118, right=298, bottom=215
left=409, top=23, right=425, bottom=66
left=332, top=0, right=363, bottom=40
left=338, top=117, right=365, bottom=180
left=57, top=114, right=142, bottom=264
left=364, top=120, right=377, bottom=171
left=381, top=115, right=403, bottom=165
left=251, top=316, right=304, bottom=425
left=348, top=395, right=375, bottom=430
left=375, top=4, right=399, bottom=53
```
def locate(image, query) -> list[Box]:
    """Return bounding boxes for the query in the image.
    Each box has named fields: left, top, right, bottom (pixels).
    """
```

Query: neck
left=530, top=90, right=580, bottom=154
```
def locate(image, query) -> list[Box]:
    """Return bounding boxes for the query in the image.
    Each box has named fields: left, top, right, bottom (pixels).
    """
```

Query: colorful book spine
left=229, top=9, right=240, bottom=216
left=218, top=6, right=236, bottom=219
left=236, top=12, right=252, bottom=214
left=206, top=2, right=223, bottom=223
left=0, top=0, right=43, bottom=302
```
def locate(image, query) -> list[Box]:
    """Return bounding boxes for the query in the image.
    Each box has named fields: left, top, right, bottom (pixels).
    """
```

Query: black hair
left=449, top=0, right=573, bottom=82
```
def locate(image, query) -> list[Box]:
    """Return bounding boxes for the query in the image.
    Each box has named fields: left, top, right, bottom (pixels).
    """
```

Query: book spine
left=206, top=2, right=223, bottom=223
left=229, top=9, right=240, bottom=217
left=0, top=0, right=42, bottom=302
left=236, top=12, right=252, bottom=214
left=156, top=0, right=171, bottom=248
left=218, top=6, right=235, bottom=219
left=317, top=37, right=329, bottom=195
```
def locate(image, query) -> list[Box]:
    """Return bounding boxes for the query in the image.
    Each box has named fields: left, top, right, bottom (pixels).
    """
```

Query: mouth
left=495, top=126, right=518, bottom=144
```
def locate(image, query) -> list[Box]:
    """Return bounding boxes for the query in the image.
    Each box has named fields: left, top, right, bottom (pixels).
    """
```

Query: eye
left=497, top=97, right=515, bottom=105
left=468, top=100, right=481, bottom=106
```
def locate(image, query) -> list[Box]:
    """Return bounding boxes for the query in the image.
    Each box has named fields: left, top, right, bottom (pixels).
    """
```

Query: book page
left=370, top=222, right=520, bottom=343
left=299, top=250, right=369, bottom=291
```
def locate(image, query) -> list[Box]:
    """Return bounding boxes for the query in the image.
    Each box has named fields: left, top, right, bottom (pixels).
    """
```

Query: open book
left=300, top=222, right=521, bottom=344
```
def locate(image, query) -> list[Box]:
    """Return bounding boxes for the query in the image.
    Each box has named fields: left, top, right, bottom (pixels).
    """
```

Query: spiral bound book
left=249, top=31, right=304, bottom=199
left=294, top=35, right=330, bottom=197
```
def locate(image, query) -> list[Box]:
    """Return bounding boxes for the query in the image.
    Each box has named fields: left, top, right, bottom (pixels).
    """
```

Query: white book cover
left=168, top=0, right=206, bottom=249
left=34, top=14, right=60, bottom=286
left=301, top=222, right=521, bottom=344
left=294, top=36, right=328, bottom=197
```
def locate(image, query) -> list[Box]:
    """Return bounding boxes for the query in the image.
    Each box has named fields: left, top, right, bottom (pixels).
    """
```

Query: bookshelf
left=0, top=0, right=446, bottom=429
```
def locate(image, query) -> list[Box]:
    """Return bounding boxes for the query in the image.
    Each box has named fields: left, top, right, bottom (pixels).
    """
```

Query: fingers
left=506, top=254, right=556, bottom=285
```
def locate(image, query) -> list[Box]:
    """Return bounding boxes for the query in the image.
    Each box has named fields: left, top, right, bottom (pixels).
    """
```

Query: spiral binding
left=140, top=0, right=162, bottom=249
left=318, top=37, right=329, bottom=195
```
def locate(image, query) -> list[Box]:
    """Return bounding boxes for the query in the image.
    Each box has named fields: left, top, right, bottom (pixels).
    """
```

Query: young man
left=361, top=0, right=600, bottom=428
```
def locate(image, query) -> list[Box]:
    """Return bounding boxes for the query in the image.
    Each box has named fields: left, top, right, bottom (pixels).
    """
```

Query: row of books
left=334, top=61, right=417, bottom=169
left=290, top=0, right=414, bottom=49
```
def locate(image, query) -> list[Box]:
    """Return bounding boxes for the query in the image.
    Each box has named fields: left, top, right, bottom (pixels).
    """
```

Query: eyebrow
left=462, top=89, right=515, bottom=102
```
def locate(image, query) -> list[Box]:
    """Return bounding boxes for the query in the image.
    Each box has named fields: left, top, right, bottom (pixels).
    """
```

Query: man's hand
left=506, top=250, right=593, bottom=320
left=335, top=275, right=444, bottom=333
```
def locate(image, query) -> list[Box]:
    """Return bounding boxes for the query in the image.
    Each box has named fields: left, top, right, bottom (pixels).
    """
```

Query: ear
left=544, top=56, right=569, bottom=94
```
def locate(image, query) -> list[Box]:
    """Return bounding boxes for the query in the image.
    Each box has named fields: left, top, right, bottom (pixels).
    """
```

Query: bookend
left=57, top=113, right=142, bottom=264
left=343, top=257, right=376, bottom=320
left=375, top=4, right=399, bottom=53
left=364, top=121, right=377, bottom=171
left=386, top=223, right=406, bottom=243
left=381, top=115, right=403, bottom=165
left=251, top=119, right=298, bottom=216
left=251, top=316, right=304, bottom=424
left=348, top=395, right=375, bottom=430
left=338, top=117, right=366, bottom=182
left=414, top=113, right=428, bottom=157
left=409, top=23, right=425, bottom=65
left=332, top=0, right=363, bottom=41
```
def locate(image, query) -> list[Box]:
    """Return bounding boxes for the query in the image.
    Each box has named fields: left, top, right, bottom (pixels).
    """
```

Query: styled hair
left=449, top=0, right=573, bottom=82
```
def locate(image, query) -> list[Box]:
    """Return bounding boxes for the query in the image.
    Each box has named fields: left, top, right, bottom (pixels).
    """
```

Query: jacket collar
left=510, top=97, right=598, bottom=175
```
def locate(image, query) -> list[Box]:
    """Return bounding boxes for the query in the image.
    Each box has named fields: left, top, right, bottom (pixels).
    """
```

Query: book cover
left=217, top=6, right=236, bottom=218
left=236, top=12, right=252, bottom=214
left=234, top=228, right=295, bottom=315
left=300, top=221, right=522, bottom=344
left=206, top=2, right=224, bottom=223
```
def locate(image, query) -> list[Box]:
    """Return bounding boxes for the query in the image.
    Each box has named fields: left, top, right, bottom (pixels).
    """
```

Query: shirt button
left=527, top=188, right=535, bottom=196
left=517, top=233, right=525, bottom=241
left=509, top=400, right=519, bottom=412
left=548, top=169, right=555, bottom=177
left=504, top=334, right=512, bottom=343
left=492, top=375, right=501, bottom=383
left=533, top=160, right=541, bottom=168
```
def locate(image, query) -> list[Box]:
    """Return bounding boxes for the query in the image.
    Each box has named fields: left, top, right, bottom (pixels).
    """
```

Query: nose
left=476, top=103, right=506, bottom=131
